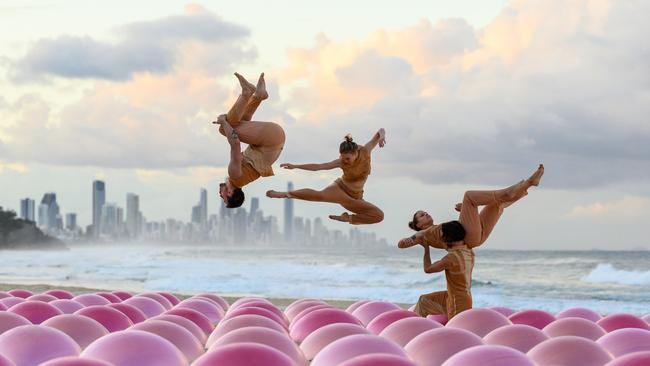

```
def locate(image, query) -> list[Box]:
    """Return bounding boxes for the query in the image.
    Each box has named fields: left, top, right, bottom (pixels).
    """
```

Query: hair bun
left=344, top=134, right=354, bottom=143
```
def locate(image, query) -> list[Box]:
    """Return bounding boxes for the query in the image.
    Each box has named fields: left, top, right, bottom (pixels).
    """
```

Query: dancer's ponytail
left=339, top=134, right=358, bottom=154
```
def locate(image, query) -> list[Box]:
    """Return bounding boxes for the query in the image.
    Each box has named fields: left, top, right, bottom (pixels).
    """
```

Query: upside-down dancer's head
left=339, top=134, right=359, bottom=165
left=409, top=211, right=466, bottom=243
left=409, top=210, right=433, bottom=231
left=219, top=181, right=245, bottom=208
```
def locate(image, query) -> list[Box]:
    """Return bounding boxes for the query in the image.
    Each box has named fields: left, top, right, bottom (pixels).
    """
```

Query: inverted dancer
left=213, top=72, right=286, bottom=208
left=266, top=131, right=386, bottom=225
left=398, top=164, right=544, bottom=319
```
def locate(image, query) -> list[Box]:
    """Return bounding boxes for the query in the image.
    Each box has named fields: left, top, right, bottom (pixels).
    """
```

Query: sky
left=1, top=0, right=649, bottom=250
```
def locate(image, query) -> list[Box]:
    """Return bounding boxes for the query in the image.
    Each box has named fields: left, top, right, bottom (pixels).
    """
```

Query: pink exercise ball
left=233, top=301, right=287, bottom=324
left=597, top=313, right=650, bottom=333
left=379, top=316, right=442, bottom=348
left=206, top=314, right=286, bottom=348
left=42, top=314, right=109, bottom=349
left=339, top=353, right=417, bottom=366
left=0, top=354, right=13, bottom=366
left=131, top=320, right=203, bottom=362
left=366, top=309, right=419, bottom=335
left=351, top=301, right=401, bottom=326
left=0, top=312, right=31, bottom=335
left=111, top=291, right=132, bottom=301
left=556, top=307, right=602, bottom=322
left=209, top=326, right=307, bottom=366
left=285, top=298, right=322, bottom=316
left=446, top=308, right=512, bottom=337
left=27, top=294, right=58, bottom=302
left=7, top=289, right=33, bottom=298
left=136, top=293, right=173, bottom=310
left=405, top=327, right=483, bottom=366
left=165, top=307, right=214, bottom=335
left=8, top=301, right=63, bottom=324
left=50, top=300, right=85, bottom=315
left=442, top=345, right=534, bottom=366
left=157, top=292, right=181, bottom=307
left=301, top=323, right=370, bottom=361
left=123, top=296, right=166, bottom=318
left=107, top=303, right=147, bottom=324
left=0, top=298, right=24, bottom=309
left=193, top=294, right=228, bottom=312
left=290, top=304, right=333, bottom=329
left=604, top=351, right=650, bottom=366
left=489, top=306, right=516, bottom=317
left=290, top=308, right=362, bottom=342
left=483, top=324, right=549, bottom=353
left=230, top=297, right=272, bottom=309
left=0, top=325, right=81, bottom=366
left=94, top=292, right=122, bottom=304
left=597, top=328, right=650, bottom=357
left=193, top=342, right=294, bottom=366
left=0, top=303, right=5, bottom=311
left=0, top=291, right=11, bottom=299
left=72, top=295, right=110, bottom=307
left=176, top=298, right=223, bottom=323
left=150, top=314, right=207, bottom=343
left=527, top=335, right=612, bottom=366
left=643, top=314, right=650, bottom=324
left=543, top=317, right=606, bottom=340
left=311, top=334, right=408, bottom=366
left=81, top=330, right=186, bottom=366
left=509, top=309, right=556, bottom=329
left=346, top=300, right=371, bottom=314
left=426, top=314, right=449, bottom=325
left=285, top=300, right=327, bottom=322
left=44, top=290, right=75, bottom=300
left=39, top=356, right=113, bottom=366
left=221, top=306, right=288, bottom=329
left=74, top=305, right=133, bottom=332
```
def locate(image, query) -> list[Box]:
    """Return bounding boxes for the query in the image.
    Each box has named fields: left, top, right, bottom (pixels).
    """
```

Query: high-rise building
left=101, top=203, right=118, bottom=236
left=126, top=193, right=140, bottom=237
left=250, top=197, right=259, bottom=222
left=92, top=181, right=105, bottom=237
left=38, top=204, right=49, bottom=228
left=65, top=213, right=77, bottom=231
left=20, top=198, right=35, bottom=222
left=199, top=188, right=207, bottom=225
left=284, top=181, right=294, bottom=242
left=39, top=193, right=61, bottom=230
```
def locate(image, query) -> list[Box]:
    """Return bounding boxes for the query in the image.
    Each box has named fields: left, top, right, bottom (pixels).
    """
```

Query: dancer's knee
left=370, top=209, right=384, bottom=224
left=463, top=191, right=478, bottom=206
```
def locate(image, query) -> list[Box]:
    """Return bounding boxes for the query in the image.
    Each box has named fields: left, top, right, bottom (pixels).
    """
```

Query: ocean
left=1, top=243, right=649, bottom=315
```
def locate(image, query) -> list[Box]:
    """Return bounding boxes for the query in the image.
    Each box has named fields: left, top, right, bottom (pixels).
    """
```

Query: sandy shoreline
left=0, top=282, right=410, bottom=310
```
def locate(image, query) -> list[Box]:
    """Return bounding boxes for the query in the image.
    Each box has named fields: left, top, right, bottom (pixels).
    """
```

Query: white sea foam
left=582, top=263, right=650, bottom=286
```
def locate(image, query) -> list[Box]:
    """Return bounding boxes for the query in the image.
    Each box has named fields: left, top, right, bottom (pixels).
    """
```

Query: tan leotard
left=335, top=146, right=371, bottom=200
left=422, top=224, right=449, bottom=250
left=230, top=144, right=281, bottom=188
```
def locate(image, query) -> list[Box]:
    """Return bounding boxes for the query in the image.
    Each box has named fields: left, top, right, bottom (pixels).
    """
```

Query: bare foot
left=266, top=190, right=288, bottom=199
left=234, top=72, right=255, bottom=97
left=329, top=212, right=350, bottom=223
left=527, top=164, right=545, bottom=186
left=455, top=203, right=462, bottom=212
left=254, top=72, right=268, bottom=100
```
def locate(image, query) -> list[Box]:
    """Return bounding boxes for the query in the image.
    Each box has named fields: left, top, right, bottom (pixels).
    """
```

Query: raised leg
left=414, top=291, right=448, bottom=317
left=336, top=199, right=384, bottom=225
left=225, top=73, right=268, bottom=126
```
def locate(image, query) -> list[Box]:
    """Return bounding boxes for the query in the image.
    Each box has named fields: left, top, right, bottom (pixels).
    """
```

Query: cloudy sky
left=1, top=0, right=649, bottom=250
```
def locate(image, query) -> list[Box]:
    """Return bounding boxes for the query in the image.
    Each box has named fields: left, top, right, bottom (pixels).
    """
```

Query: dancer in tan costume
left=398, top=164, right=545, bottom=319
left=266, top=131, right=386, bottom=225
left=214, top=72, right=286, bottom=208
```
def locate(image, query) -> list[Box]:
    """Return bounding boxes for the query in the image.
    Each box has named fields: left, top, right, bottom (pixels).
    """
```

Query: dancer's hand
left=280, top=163, right=296, bottom=170
left=377, top=128, right=386, bottom=148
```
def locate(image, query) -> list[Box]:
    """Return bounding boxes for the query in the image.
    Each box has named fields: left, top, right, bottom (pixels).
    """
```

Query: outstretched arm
left=214, top=117, right=243, bottom=178
left=364, top=128, right=386, bottom=151
left=281, top=159, right=340, bottom=171
left=423, top=248, right=453, bottom=274
left=398, top=230, right=426, bottom=249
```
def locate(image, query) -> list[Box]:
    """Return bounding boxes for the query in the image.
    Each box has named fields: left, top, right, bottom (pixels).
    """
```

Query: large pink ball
left=0, top=292, right=11, bottom=299
left=311, top=334, right=408, bottom=366
left=221, top=306, right=288, bottom=329
left=442, top=345, right=534, bottom=366
left=527, top=335, right=612, bottom=366
left=206, top=314, right=286, bottom=348
left=405, top=327, right=483, bottom=366
left=483, top=324, right=549, bottom=353
left=379, top=316, right=442, bottom=348
left=150, top=315, right=207, bottom=343
left=42, top=315, right=109, bottom=350
left=210, top=326, right=306, bottom=366
left=345, top=300, right=371, bottom=314
left=229, top=297, right=272, bottom=310
left=543, top=317, right=606, bottom=340
left=339, top=354, right=417, bottom=366
left=285, top=298, right=322, bottom=317
left=193, top=342, right=294, bottom=366
left=81, top=330, right=186, bottom=366
left=0, top=312, right=31, bottom=335
left=27, top=294, right=58, bottom=302
left=446, top=308, right=512, bottom=337
left=290, top=308, right=362, bottom=342
left=44, top=290, right=75, bottom=300
left=489, top=307, right=516, bottom=317
left=0, top=298, right=24, bottom=309
left=597, top=328, right=650, bottom=357
left=50, top=300, right=85, bottom=315
left=193, top=294, right=228, bottom=312
left=0, top=303, right=5, bottom=311
left=0, top=354, right=14, bottom=366
left=123, top=296, right=166, bottom=318
left=107, top=303, right=147, bottom=324
left=426, top=314, right=449, bottom=325
left=131, top=320, right=203, bottom=362
left=643, top=314, right=650, bottom=324
left=233, top=301, right=287, bottom=324
left=176, top=298, right=223, bottom=323
left=597, top=313, right=650, bottom=333
left=137, top=293, right=173, bottom=310
left=290, top=304, right=333, bottom=329
left=166, top=308, right=214, bottom=335
left=285, top=300, right=327, bottom=322
left=75, top=305, right=133, bottom=332
left=0, top=325, right=81, bottom=366
left=604, top=351, right=650, bottom=366
left=300, top=323, right=370, bottom=361
left=366, top=310, right=419, bottom=335
left=509, top=309, right=556, bottom=329
left=8, top=301, right=63, bottom=324
left=111, top=291, right=132, bottom=301
left=94, top=293, right=122, bottom=304
left=556, top=307, right=602, bottom=322
left=7, top=289, right=33, bottom=298
left=72, top=295, right=110, bottom=307
left=39, top=356, right=112, bottom=366
left=157, top=292, right=181, bottom=307
left=351, top=301, right=401, bottom=326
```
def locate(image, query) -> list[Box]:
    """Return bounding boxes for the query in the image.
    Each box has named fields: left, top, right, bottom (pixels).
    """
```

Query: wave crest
left=582, top=263, right=650, bottom=286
